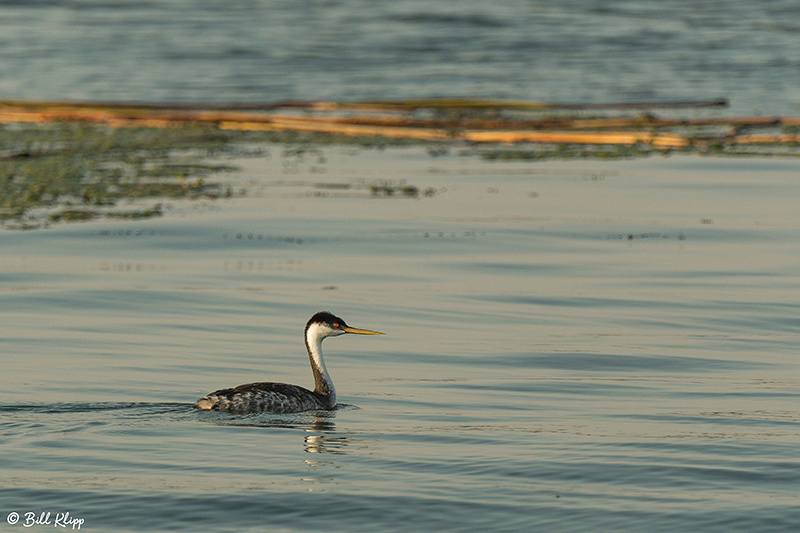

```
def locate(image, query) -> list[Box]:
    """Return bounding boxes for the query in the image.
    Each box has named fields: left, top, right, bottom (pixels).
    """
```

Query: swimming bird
left=194, top=311, right=383, bottom=413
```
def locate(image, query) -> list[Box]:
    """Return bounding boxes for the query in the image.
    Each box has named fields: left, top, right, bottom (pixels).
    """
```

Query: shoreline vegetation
left=2, top=98, right=799, bottom=229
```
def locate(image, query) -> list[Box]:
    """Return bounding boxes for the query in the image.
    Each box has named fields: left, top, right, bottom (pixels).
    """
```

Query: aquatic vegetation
left=0, top=123, right=239, bottom=228
left=474, top=143, right=662, bottom=161
left=3, top=98, right=799, bottom=229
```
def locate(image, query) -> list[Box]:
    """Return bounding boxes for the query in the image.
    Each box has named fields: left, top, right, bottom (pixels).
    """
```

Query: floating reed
left=1, top=98, right=799, bottom=150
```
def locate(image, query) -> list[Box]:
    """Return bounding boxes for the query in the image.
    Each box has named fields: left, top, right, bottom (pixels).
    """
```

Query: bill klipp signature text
left=6, top=511, right=84, bottom=529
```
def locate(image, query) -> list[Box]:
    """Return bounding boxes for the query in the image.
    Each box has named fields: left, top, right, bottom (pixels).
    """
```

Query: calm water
left=1, top=147, right=800, bottom=531
left=2, top=2, right=800, bottom=531
left=1, top=0, right=800, bottom=114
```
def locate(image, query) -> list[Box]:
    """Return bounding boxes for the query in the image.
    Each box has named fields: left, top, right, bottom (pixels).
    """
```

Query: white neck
left=305, top=323, right=337, bottom=402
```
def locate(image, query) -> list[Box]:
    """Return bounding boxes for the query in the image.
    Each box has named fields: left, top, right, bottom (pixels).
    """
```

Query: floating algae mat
left=0, top=122, right=433, bottom=229
left=0, top=123, right=245, bottom=229
left=3, top=98, right=800, bottom=229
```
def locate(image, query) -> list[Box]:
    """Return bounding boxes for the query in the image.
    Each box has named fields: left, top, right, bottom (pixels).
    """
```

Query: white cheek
left=307, top=323, right=328, bottom=338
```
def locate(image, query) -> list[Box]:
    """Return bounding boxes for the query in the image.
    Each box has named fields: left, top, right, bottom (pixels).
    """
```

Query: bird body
left=194, top=312, right=383, bottom=413
left=194, top=382, right=328, bottom=413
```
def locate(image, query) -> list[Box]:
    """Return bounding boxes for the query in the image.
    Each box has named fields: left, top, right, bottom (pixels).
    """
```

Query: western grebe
left=194, top=311, right=383, bottom=413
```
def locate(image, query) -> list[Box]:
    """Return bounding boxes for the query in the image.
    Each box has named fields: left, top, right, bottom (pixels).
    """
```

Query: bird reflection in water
left=304, top=431, right=349, bottom=455
left=302, top=414, right=351, bottom=468
left=198, top=408, right=359, bottom=457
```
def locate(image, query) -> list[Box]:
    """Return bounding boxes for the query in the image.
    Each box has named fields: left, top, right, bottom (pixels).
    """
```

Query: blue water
left=2, top=148, right=800, bottom=532
left=1, top=0, right=799, bottom=114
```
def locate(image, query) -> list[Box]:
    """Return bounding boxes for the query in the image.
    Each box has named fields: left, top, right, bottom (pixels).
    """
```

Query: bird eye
left=333, top=323, right=340, bottom=328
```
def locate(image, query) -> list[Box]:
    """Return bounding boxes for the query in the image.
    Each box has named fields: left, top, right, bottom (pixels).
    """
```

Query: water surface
left=2, top=148, right=800, bottom=531
left=2, top=1, right=799, bottom=114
